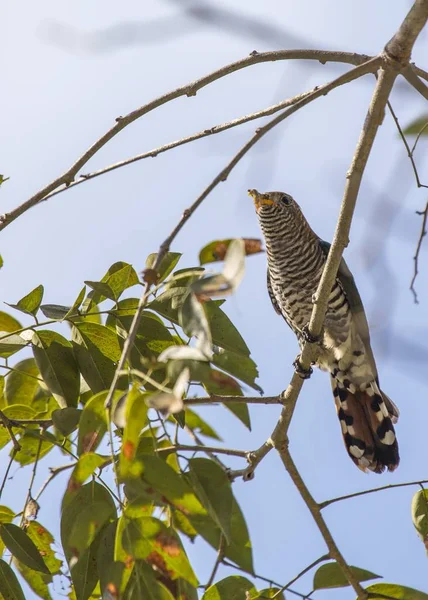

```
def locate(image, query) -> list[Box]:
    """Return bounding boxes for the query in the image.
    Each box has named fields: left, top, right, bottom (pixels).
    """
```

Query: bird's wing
left=318, top=240, right=378, bottom=379
left=266, top=269, right=282, bottom=315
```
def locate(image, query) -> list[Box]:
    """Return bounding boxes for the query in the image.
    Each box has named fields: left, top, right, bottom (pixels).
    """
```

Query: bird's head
left=248, top=189, right=296, bottom=216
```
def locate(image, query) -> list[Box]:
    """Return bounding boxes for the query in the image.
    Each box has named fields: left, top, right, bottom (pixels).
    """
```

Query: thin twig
left=20, top=431, right=44, bottom=526
left=410, top=201, right=428, bottom=304
left=184, top=425, right=228, bottom=469
left=0, top=452, right=17, bottom=500
left=184, top=395, right=281, bottom=406
left=0, top=410, right=21, bottom=452
left=205, top=535, right=226, bottom=589
left=403, top=66, right=428, bottom=100
left=35, top=463, right=75, bottom=502
left=158, top=444, right=247, bottom=458
left=0, top=50, right=373, bottom=232
left=320, top=479, right=428, bottom=509
left=221, top=559, right=313, bottom=599
left=387, top=101, right=428, bottom=189
left=272, top=554, right=330, bottom=599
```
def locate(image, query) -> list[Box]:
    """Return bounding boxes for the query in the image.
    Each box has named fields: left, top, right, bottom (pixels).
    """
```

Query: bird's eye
left=281, top=194, right=291, bottom=206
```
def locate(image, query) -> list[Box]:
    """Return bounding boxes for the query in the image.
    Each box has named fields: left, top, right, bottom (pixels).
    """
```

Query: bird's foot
left=301, top=324, right=320, bottom=344
left=293, top=355, right=313, bottom=379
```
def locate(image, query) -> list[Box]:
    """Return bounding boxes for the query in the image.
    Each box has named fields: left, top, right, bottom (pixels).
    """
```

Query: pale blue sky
left=2, top=1, right=428, bottom=598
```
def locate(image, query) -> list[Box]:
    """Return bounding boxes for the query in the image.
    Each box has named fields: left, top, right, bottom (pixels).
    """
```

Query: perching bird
left=249, top=189, right=399, bottom=473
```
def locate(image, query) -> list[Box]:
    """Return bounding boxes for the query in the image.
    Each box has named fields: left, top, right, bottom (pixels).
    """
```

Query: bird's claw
left=301, top=324, right=320, bottom=344
left=293, top=355, right=313, bottom=379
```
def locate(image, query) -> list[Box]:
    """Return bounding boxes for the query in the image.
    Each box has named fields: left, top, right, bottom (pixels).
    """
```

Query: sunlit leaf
left=64, top=287, right=86, bottom=319
left=0, top=333, right=28, bottom=359
left=84, top=280, right=116, bottom=301
left=366, top=583, right=428, bottom=599
left=61, top=482, right=116, bottom=600
left=72, top=322, right=121, bottom=393
left=313, top=562, right=380, bottom=590
left=412, top=488, right=428, bottom=551
left=0, top=312, right=22, bottom=333
left=13, top=559, right=52, bottom=600
left=0, top=523, right=50, bottom=574
left=249, top=589, right=285, bottom=600
left=122, top=517, right=198, bottom=586
left=68, top=453, right=107, bottom=491
left=32, top=330, right=80, bottom=408
left=145, top=252, right=181, bottom=282
left=77, top=391, right=111, bottom=455
left=25, top=521, right=62, bottom=575
left=184, top=409, right=222, bottom=441
left=0, top=405, right=36, bottom=450
left=202, top=576, right=256, bottom=599
left=119, top=387, right=148, bottom=480
left=4, top=358, right=40, bottom=406
left=13, top=429, right=55, bottom=466
left=6, top=285, right=44, bottom=318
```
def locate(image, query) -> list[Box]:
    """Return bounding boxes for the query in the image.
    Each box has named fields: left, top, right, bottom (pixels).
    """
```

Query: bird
left=249, top=188, right=399, bottom=473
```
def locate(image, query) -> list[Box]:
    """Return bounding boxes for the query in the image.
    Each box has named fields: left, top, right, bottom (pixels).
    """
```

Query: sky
left=2, top=1, right=428, bottom=598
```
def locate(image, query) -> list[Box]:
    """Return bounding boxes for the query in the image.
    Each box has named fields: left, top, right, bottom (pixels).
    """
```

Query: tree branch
left=385, top=0, right=428, bottom=64
left=0, top=50, right=372, bottom=232
left=158, top=444, right=248, bottom=458
left=184, top=395, right=281, bottom=405
left=320, top=479, right=428, bottom=509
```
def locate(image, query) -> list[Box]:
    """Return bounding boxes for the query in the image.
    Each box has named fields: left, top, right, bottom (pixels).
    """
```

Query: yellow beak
left=248, top=189, right=274, bottom=210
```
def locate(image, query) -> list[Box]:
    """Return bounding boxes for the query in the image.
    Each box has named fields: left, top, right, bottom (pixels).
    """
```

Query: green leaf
left=146, top=252, right=181, bottom=282
left=412, top=488, right=428, bottom=551
left=140, top=455, right=206, bottom=516
left=72, top=322, right=121, bottom=393
left=366, top=583, right=428, bottom=599
left=189, top=496, right=253, bottom=573
left=185, top=409, right=222, bottom=441
left=0, top=175, right=10, bottom=187
left=0, top=405, right=36, bottom=450
left=32, top=330, right=80, bottom=408
left=188, top=458, right=233, bottom=542
left=223, top=401, right=251, bottom=431
left=77, top=391, right=110, bottom=455
left=204, top=303, right=250, bottom=356
left=119, top=388, right=148, bottom=480
left=313, top=562, right=380, bottom=590
left=199, top=239, right=263, bottom=265
left=0, top=523, right=50, bottom=574
left=68, top=453, right=107, bottom=489
left=202, top=576, right=256, bottom=599
left=39, top=304, right=71, bottom=320
left=213, top=348, right=262, bottom=393
left=124, top=560, right=171, bottom=600
left=13, top=560, right=52, bottom=600
left=103, top=262, right=139, bottom=299
left=0, top=507, right=15, bottom=557
left=96, top=522, right=124, bottom=597
left=402, top=115, right=428, bottom=136
left=52, top=407, right=81, bottom=436
left=13, top=429, right=56, bottom=466
left=84, top=280, right=116, bottom=301
left=0, top=256, right=2, bottom=269
left=122, top=517, right=198, bottom=586
left=25, top=521, right=62, bottom=575
left=65, top=286, right=86, bottom=319
left=4, top=358, right=40, bottom=406
left=0, top=333, right=28, bottom=359
left=0, top=558, right=26, bottom=600
left=148, top=287, right=188, bottom=323
left=0, top=376, right=4, bottom=409
left=6, top=285, right=44, bottom=318
left=0, top=312, right=22, bottom=333
left=68, top=501, right=115, bottom=553
left=61, top=482, right=116, bottom=600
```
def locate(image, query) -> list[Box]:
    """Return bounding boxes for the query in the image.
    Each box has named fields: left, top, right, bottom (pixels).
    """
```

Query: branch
left=205, top=535, right=226, bottom=589
left=0, top=50, right=372, bottom=232
left=385, top=0, right=428, bottom=64
left=403, top=67, right=428, bottom=100
left=272, top=554, right=330, bottom=599
left=158, top=444, right=248, bottom=458
left=20, top=432, right=43, bottom=526
left=411, top=202, right=428, bottom=304
left=320, top=479, right=428, bottom=509
left=41, top=87, right=317, bottom=203
left=184, top=395, right=281, bottom=405
left=0, top=410, right=21, bottom=452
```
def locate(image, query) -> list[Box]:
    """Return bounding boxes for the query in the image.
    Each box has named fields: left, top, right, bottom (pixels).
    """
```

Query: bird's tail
left=331, top=377, right=400, bottom=473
